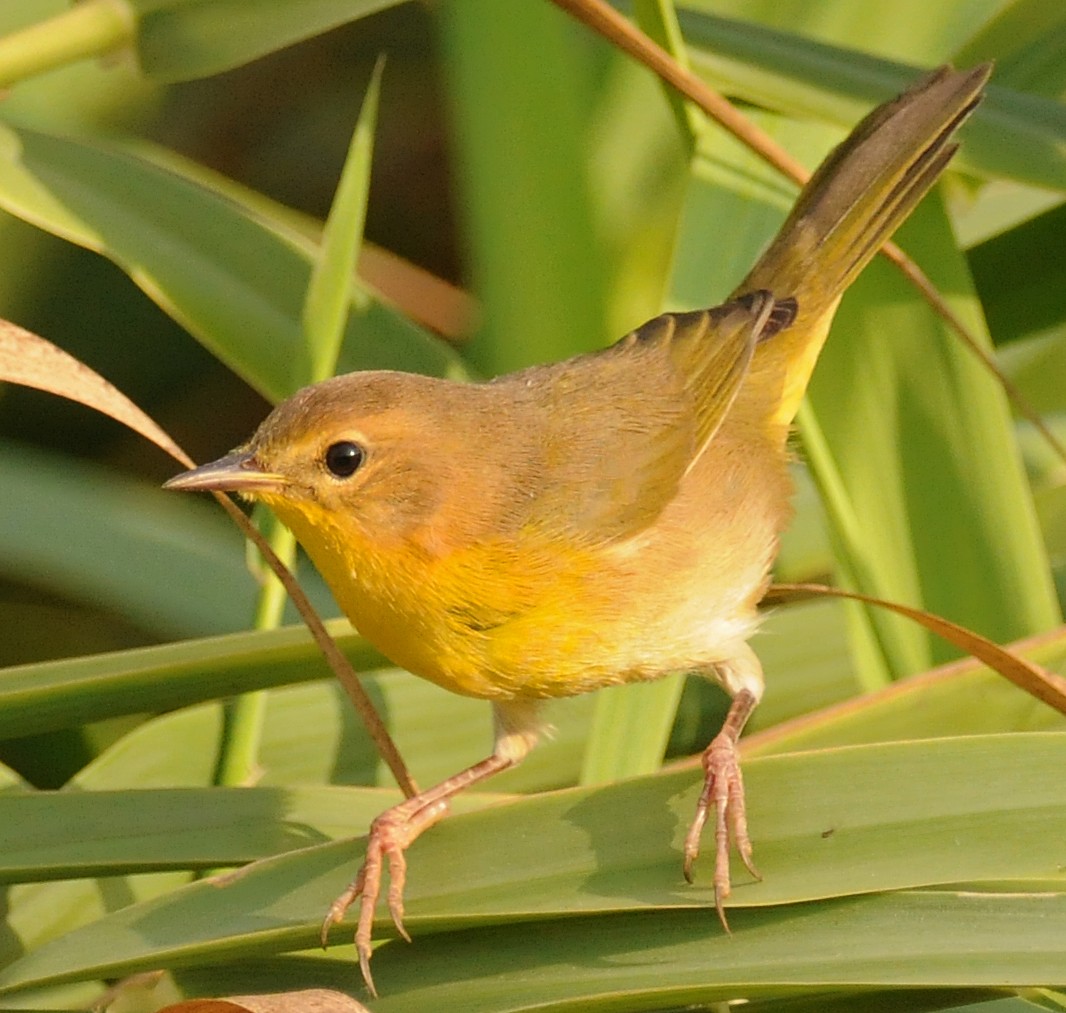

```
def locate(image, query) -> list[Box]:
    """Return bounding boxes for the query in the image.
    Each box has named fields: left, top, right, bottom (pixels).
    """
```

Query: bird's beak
left=163, top=449, right=287, bottom=494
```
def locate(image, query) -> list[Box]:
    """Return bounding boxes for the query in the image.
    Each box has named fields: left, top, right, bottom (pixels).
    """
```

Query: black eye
left=324, top=441, right=365, bottom=478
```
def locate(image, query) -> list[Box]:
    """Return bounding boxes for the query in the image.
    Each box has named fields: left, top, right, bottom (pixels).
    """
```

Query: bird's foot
left=682, top=726, right=760, bottom=929
left=321, top=797, right=448, bottom=997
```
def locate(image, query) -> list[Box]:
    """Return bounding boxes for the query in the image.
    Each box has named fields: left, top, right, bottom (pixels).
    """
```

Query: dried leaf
left=0, top=317, right=414, bottom=795
left=0, top=318, right=192, bottom=467
left=157, top=990, right=369, bottom=1013
left=769, top=582, right=1066, bottom=715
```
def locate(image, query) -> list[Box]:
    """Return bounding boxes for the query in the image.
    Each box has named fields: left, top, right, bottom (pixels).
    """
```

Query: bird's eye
left=324, top=440, right=366, bottom=478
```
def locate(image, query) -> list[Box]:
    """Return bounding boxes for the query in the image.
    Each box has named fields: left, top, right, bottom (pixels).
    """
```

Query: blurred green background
left=0, top=1, right=450, bottom=664
left=0, top=1, right=1063, bottom=1009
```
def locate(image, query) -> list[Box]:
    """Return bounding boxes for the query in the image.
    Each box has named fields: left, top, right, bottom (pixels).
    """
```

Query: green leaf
left=746, top=624, right=1066, bottom=755
left=804, top=197, right=1060, bottom=676
left=0, top=785, right=427, bottom=882
left=0, top=734, right=1061, bottom=999
left=346, top=894, right=1066, bottom=1009
left=673, top=6, right=1066, bottom=192
left=70, top=675, right=595, bottom=795
left=0, top=622, right=384, bottom=743
left=299, top=57, right=382, bottom=386
left=162, top=927, right=1066, bottom=1013
left=970, top=201, right=1066, bottom=350
left=580, top=674, right=685, bottom=784
left=676, top=0, right=1006, bottom=67
left=131, top=0, right=405, bottom=82
left=439, top=0, right=615, bottom=373
left=954, top=0, right=1066, bottom=98
left=0, top=122, right=459, bottom=403
left=0, top=440, right=257, bottom=637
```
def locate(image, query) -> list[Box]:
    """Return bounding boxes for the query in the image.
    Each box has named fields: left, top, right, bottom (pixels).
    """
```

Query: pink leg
left=682, top=687, right=761, bottom=928
left=321, top=753, right=514, bottom=997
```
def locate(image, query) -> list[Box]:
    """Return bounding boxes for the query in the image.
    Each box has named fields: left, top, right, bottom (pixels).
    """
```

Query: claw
left=320, top=752, right=514, bottom=996
left=321, top=866, right=364, bottom=948
left=386, top=844, right=411, bottom=943
left=320, top=810, right=409, bottom=998
left=683, top=688, right=760, bottom=930
left=319, top=795, right=456, bottom=997
left=357, top=944, right=377, bottom=1000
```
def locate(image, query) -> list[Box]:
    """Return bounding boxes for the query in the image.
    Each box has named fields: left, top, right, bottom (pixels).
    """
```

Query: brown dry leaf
left=154, top=1003, right=246, bottom=1013
left=157, top=991, right=369, bottom=1013
left=769, top=582, right=1066, bottom=716
left=0, top=318, right=193, bottom=468
left=0, top=316, right=416, bottom=794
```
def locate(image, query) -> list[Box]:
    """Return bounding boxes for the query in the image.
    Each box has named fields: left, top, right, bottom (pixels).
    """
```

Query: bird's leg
left=683, top=648, right=763, bottom=929
left=323, top=700, right=541, bottom=997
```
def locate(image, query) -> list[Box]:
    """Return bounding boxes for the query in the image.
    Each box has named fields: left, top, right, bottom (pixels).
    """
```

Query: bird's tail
left=734, top=63, right=990, bottom=430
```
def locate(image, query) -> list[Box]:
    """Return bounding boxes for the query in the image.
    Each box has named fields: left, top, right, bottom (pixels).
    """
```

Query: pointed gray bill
left=164, top=449, right=287, bottom=494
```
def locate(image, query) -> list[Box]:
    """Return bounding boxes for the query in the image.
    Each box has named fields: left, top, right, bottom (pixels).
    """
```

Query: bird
left=166, top=63, right=990, bottom=995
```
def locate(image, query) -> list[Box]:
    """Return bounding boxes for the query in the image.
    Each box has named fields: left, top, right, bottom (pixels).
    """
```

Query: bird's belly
left=290, top=456, right=784, bottom=703
left=479, top=536, right=772, bottom=699
left=325, top=539, right=768, bottom=703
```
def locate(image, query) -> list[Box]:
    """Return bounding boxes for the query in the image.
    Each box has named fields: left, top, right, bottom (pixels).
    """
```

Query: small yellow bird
left=167, top=64, right=989, bottom=993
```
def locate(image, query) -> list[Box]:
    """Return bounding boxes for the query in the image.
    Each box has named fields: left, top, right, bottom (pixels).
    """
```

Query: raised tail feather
left=735, top=63, right=991, bottom=430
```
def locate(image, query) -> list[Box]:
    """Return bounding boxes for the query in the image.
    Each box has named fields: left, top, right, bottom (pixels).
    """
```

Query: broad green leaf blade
left=1, top=734, right=1062, bottom=996
left=673, top=7, right=1066, bottom=192
left=299, top=57, right=382, bottom=386
left=580, top=674, right=685, bottom=784
left=955, top=0, right=1066, bottom=98
left=439, top=0, right=614, bottom=372
left=633, top=0, right=702, bottom=151
left=73, top=676, right=594, bottom=795
left=0, top=122, right=459, bottom=403
left=2, top=870, right=201, bottom=966
left=803, top=197, right=1059, bottom=674
left=0, top=624, right=592, bottom=793
left=999, top=328, right=1066, bottom=417
left=970, top=202, right=1066, bottom=350
left=131, top=0, right=405, bottom=82
left=745, top=625, right=1066, bottom=756
left=168, top=968, right=1018, bottom=1013
left=0, top=441, right=258, bottom=637
left=750, top=599, right=859, bottom=728
left=0, top=622, right=385, bottom=743
left=351, top=894, right=1066, bottom=1009
left=0, top=763, right=25, bottom=792
left=75, top=702, right=225, bottom=790
left=163, top=925, right=1066, bottom=1013
left=676, top=0, right=1005, bottom=67
left=672, top=105, right=807, bottom=307
left=0, top=785, right=454, bottom=881
left=741, top=990, right=1029, bottom=1013
left=955, top=179, right=1065, bottom=247
left=0, top=877, right=167, bottom=1009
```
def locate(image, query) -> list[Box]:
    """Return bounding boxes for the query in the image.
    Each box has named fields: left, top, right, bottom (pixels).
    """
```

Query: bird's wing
left=653, top=291, right=790, bottom=471
left=514, top=293, right=786, bottom=543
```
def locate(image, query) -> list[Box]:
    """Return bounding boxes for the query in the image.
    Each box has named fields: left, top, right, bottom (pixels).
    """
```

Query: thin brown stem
left=214, top=494, right=419, bottom=799
left=549, top=0, right=1066, bottom=466
left=769, top=582, right=1066, bottom=716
